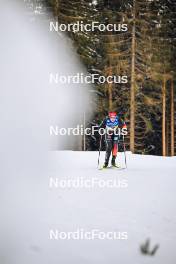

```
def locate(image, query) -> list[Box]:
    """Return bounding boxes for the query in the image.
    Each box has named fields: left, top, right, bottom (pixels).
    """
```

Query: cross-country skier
left=99, top=111, right=126, bottom=168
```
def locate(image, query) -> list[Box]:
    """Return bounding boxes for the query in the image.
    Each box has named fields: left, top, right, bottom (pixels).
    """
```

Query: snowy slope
left=1, top=151, right=176, bottom=264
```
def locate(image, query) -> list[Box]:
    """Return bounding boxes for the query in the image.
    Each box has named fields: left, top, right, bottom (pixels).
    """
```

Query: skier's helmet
left=108, top=112, right=117, bottom=118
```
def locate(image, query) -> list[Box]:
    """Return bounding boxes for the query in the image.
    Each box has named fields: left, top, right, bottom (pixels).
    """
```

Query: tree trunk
left=166, top=117, right=169, bottom=156
left=108, top=67, right=113, bottom=111
left=171, top=78, right=174, bottom=156
left=54, top=0, right=59, bottom=17
left=130, top=0, right=136, bottom=153
left=162, top=76, right=166, bottom=156
left=106, top=33, right=113, bottom=112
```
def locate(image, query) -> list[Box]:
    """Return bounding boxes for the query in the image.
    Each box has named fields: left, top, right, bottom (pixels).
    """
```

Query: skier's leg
left=104, top=135, right=113, bottom=167
left=111, top=136, right=119, bottom=166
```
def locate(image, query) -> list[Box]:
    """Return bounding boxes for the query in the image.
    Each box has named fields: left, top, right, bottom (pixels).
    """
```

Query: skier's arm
left=99, top=118, right=106, bottom=129
left=122, top=121, right=127, bottom=129
left=118, top=116, right=127, bottom=129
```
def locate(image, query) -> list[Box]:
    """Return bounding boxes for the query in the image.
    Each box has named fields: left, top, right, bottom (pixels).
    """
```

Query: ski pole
left=122, top=135, right=127, bottom=168
left=98, top=134, right=103, bottom=168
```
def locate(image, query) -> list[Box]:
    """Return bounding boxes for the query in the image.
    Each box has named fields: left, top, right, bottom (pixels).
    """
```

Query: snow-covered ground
left=1, top=151, right=176, bottom=264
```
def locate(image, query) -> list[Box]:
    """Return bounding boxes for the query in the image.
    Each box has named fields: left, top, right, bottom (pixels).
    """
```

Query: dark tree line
left=25, top=0, right=176, bottom=156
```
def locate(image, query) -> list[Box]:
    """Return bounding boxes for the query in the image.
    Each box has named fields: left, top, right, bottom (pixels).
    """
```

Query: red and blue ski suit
left=99, top=115, right=126, bottom=165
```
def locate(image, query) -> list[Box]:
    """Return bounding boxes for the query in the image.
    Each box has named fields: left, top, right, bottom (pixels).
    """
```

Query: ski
left=110, top=166, right=126, bottom=170
left=98, top=165, right=125, bottom=170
